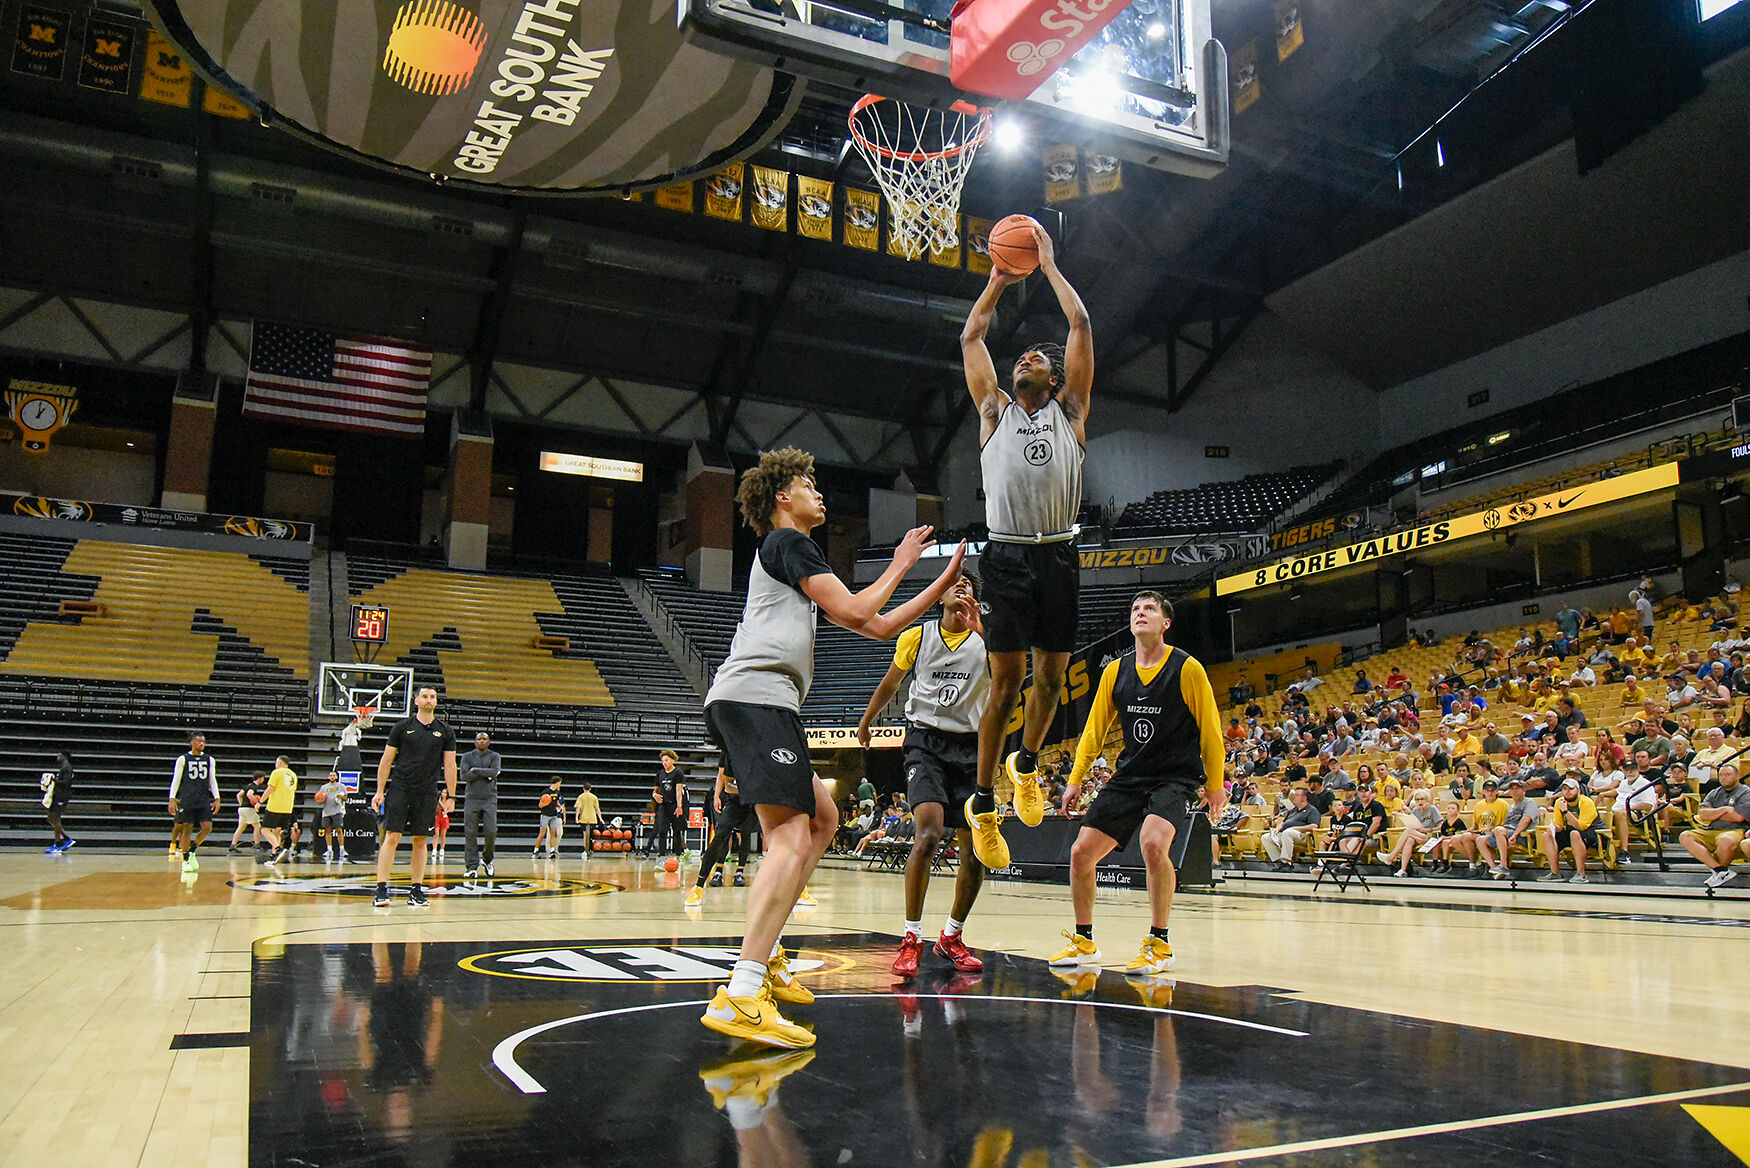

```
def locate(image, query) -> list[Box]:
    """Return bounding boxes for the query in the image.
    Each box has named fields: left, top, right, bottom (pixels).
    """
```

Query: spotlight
left=993, top=118, right=1025, bottom=151
left=1146, top=21, right=1167, bottom=38
left=1436, top=140, right=1445, bottom=167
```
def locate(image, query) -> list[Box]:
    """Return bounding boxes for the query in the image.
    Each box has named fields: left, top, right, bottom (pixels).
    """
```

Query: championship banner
left=750, top=165, right=788, bottom=231
left=806, top=725, right=905, bottom=750
left=703, top=163, right=744, bottom=221
left=11, top=6, right=69, bottom=80
left=1233, top=41, right=1260, bottom=114
left=1216, top=461, right=1681, bottom=596
left=1042, top=143, right=1080, bottom=203
left=1269, top=509, right=1366, bottom=553
left=201, top=79, right=250, bottom=118
left=139, top=28, right=192, bottom=108
left=844, top=187, right=880, bottom=251
left=928, top=215, right=962, bottom=268
left=1275, top=0, right=1304, bottom=62
left=655, top=180, right=695, bottom=213
left=78, top=14, right=137, bottom=94
left=886, top=205, right=917, bottom=259
left=966, top=216, right=994, bottom=274
left=1085, top=152, right=1122, bottom=196
left=796, top=175, right=833, bottom=240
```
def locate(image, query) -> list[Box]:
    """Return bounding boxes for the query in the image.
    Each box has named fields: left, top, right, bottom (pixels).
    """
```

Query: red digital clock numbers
left=351, top=605, right=389, bottom=644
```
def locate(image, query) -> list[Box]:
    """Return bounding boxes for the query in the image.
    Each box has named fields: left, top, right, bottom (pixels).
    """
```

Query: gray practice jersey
left=902, top=620, right=991, bottom=735
left=981, top=396, right=1083, bottom=541
left=706, top=529, right=833, bottom=713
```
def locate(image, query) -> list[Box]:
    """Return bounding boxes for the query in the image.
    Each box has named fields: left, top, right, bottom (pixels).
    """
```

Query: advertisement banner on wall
left=1080, top=535, right=1270, bottom=570
left=4, top=492, right=314, bottom=542
left=1216, top=462, right=1680, bottom=596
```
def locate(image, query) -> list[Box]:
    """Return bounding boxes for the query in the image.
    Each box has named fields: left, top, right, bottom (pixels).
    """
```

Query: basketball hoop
left=351, top=705, right=378, bottom=729
left=848, top=95, right=991, bottom=261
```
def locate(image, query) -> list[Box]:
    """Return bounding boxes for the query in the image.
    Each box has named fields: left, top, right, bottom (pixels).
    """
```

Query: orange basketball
left=987, top=214, right=1042, bottom=275
left=664, top=857, right=679, bottom=872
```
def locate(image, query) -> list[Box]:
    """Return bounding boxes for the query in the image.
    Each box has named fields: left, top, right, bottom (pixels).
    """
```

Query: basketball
left=664, top=857, right=679, bottom=872
left=987, top=214, right=1042, bottom=275
left=315, top=790, right=326, bottom=805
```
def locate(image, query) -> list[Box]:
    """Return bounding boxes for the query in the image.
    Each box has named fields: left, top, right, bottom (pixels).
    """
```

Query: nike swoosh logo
left=729, top=999, right=763, bottom=1023
left=1557, top=492, right=1584, bottom=507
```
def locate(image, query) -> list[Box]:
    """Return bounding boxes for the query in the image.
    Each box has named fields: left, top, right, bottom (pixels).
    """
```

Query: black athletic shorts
left=260, top=809, right=295, bottom=831
left=382, top=781, right=441, bottom=836
left=175, top=801, right=214, bottom=825
left=1555, top=825, right=1600, bottom=849
left=713, top=788, right=759, bottom=836
left=706, top=700, right=817, bottom=814
left=904, top=726, right=980, bottom=830
left=979, top=540, right=1079, bottom=654
left=1082, top=778, right=1199, bottom=851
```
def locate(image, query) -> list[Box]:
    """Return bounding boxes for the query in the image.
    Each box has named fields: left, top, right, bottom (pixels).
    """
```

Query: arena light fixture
left=1487, top=430, right=1512, bottom=446
left=1699, top=0, right=1744, bottom=18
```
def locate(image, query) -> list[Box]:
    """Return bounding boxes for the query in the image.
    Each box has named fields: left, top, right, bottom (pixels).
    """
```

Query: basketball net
left=350, top=706, right=377, bottom=731
left=849, top=95, right=990, bottom=261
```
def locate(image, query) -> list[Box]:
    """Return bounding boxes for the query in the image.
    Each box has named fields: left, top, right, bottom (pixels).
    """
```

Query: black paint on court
left=249, top=932, right=1748, bottom=1167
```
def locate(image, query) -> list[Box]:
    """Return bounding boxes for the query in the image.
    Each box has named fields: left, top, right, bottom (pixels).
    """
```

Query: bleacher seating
left=1113, top=463, right=1339, bottom=538
left=640, top=568, right=741, bottom=670
left=346, top=555, right=697, bottom=715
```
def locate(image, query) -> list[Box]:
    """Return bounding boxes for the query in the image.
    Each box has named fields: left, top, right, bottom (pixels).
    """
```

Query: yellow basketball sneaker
left=1124, top=935, right=1175, bottom=975
left=683, top=885, right=705, bottom=907
left=1129, top=975, right=1176, bottom=1010
left=699, top=1047, right=816, bottom=1110
left=701, top=986, right=816, bottom=1049
left=1049, top=968, right=1099, bottom=998
left=765, top=949, right=815, bottom=1006
left=964, top=794, right=1011, bottom=869
left=1047, top=929, right=1102, bottom=967
left=1006, top=752, right=1045, bottom=827
left=795, top=886, right=818, bottom=908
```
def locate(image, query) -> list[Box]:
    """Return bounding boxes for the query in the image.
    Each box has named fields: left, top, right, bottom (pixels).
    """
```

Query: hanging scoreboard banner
left=143, top=0, right=803, bottom=193
left=1216, top=462, right=1681, bottom=596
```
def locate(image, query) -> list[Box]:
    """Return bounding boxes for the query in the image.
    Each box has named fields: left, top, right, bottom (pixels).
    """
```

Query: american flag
left=244, top=321, right=430, bottom=436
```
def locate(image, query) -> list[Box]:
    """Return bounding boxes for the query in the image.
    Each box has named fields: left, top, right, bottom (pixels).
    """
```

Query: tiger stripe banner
left=966, top=216, right=993, bottom=274
left=1233, top=40, right=1260, bottom=113
left=796, top=176, right=833, bottom=240
left=1042, top=143, right=1080, bottom=203
left=1085, top=152, right=1123, bottom=195
left=139, top=28, right=192, bottom=108
left=655, top=180, right=695, bottom=213
left=844, top=187, right=880, bottom=251
left=928, top=214, right=962, bottom=268
left=750, top=166, right=788, bottom=231
left=702, top=163, right=744, bottom=222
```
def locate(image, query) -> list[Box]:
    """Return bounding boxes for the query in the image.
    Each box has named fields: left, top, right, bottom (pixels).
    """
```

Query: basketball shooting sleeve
left=1068, top=660, right=1122, bottom=785
left=1181, top=656, right=1226, bottom=801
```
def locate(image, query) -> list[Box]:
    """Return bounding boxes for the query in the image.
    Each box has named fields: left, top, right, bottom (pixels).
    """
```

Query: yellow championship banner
left=655, top=180, right=694, bottom=213
left=1085, top=151, right=1123, bottom=196
left=1216, top=462, right=1681, bottom=597
left=844, top=187, right=880, bottom=251
left=750, top=165, right=788, bottom=231
left=139, top=29, right=192, bottom=108
left=1042, top=143, right=1080, bottom=203
left=703, top=163, right=744, bottom=221
left=806, top=725, right=906, bottom=749
left=1275, top=0, right=1304, bottom=62
left=966, top=216, right=993, bottom=274
left=886, top=204, right=918, bottom=259
left=1233, top=41, right=1260, bottom=114
left=928, top=214, right=962, bottom=268
left=797, top=176, right=833, bottom=240
left=201, top=80, right=250, bottom=118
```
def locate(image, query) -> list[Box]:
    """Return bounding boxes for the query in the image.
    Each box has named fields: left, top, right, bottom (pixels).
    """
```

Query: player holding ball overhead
left=960, top=216, right=1094, bottom=870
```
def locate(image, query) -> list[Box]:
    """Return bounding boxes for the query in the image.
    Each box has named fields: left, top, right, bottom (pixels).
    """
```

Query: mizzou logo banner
left=11, top=6, right=68, bottom=80
left=1233, top=40, right=1260, bottom=114
left=750, top=165, right=788, bottom=232
left=702, top=163, right=744, bottom=221
left=78, top=15, right=138, bottom=95
left=796, top=175, right=833, bottom=240
left=655, top=180, right=694, bottom=212
left=844, top=187, right=880, bottom=251
left=966, top=216, right=993, bottom=274
left=1042, top=143, right=1079, bottom=203
left=928, top=214, right=963, bottom=268
left=4, top=492, right=314, bottom=541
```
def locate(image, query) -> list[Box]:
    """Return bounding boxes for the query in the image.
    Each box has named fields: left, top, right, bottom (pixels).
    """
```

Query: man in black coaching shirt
left=371, top=686, right=458, bottom=908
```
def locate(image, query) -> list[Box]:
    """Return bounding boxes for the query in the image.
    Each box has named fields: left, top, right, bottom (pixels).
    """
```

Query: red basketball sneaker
left=892, top=934, right=923, bottom=978
left=934, top=931, right=984, bottom=973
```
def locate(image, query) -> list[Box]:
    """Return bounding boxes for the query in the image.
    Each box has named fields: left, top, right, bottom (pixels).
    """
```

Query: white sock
left=944, top=916, right=965, bottom=937
left=727, top=959, right=767, bottom=999
left=724, top=1095, right=771, bottom=1131
left=943, top=1000, right=965, bottom=1026
left=769, top=937, right=784, bottom=959
left=904, top=919, right=922, bottom=939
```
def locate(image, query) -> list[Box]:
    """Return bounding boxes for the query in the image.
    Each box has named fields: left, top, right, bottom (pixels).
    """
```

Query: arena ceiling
left=0, top=0, right=1745, bottom=470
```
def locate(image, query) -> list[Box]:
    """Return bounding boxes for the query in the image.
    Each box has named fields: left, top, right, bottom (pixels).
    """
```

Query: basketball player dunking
left=855, top=569, right=991, bottom=978
left=960, top=225, right=1093, bottom=869
left=699, top=447, right=965, bottom=1050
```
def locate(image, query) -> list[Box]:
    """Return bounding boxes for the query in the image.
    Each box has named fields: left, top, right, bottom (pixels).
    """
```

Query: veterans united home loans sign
left=1215, top=462, right=1680, bottom=596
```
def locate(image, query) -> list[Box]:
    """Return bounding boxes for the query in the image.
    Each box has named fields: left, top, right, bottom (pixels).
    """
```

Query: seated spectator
left=1303, top=773, right=1333, bottom=815
left=1689, top=726, right=1736, bottom=790
left=1385, top=664, right=1409, bottom=689
left=1681, top=763, right=1750, bottom=888
left=1699, top=673, right=1734, bottom=712
left=1553, top=724, right=1591, bottom=768
left=1379, top=787, right=1439, bottom=876
left=1428, top=800, right=1473, bottom=873
left=1570, top=661, right=1598, bottom=687
left=1555, top=698, right=1587, bottom=734
left=1476, top=777, right=1542, bottom=878
left=1261, top=787, right=1321, bottom=870
left=1523, top=750, right=1560, bottom=797
left=1229, top=674, right=1256, bottom=704
left=1315, top=793, right=1369, bottom=865
left=1592, top=727, right=1627, bottom=772
left=1539, top=777, right=1601, bottom=883
left=1621, top=675, right=1645, bottom=706
left=1352, top=669, right=1374, bottom=695
left=1450, top=721, right=1483, bottom=759
left=1288, top=667, right=1325, bottom=694
left=1225, top=717, right=1247, bottom=745
left=1476, top=720, right=1512, bottom=755
left=1447, top=759, right=1478, bottom=801
left=1464, top=779, right=1513, bottom=876
left=1611, top=759, right=1667, bottom=864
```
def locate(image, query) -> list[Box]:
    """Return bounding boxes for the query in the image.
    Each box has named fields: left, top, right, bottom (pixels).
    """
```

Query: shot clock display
left=350, top=604, right=389, bottom=644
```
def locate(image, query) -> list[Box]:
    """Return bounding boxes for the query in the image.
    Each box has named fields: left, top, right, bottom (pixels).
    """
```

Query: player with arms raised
left=700, top=447, right=965, bottom=1050
left=960, top=223, right=1093, bottom=869
left=856, top=569, right=991, bottom=978
left=1051, top=592, right=1224, bottom=975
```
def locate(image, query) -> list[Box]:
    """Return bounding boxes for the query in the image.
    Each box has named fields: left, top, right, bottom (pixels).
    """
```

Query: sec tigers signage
left=1217, top=462, right=1680, bottom=596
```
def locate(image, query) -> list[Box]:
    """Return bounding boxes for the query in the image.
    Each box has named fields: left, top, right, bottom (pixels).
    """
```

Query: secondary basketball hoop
left=351, top=705, right=378, bottom=729
left=848, top=95, right=991, bottom=261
